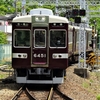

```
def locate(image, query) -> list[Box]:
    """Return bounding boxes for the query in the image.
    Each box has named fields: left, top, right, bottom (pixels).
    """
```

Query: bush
left=0, top=31, right=7, bottom=44
left=97, top=94, right=100, bottom=100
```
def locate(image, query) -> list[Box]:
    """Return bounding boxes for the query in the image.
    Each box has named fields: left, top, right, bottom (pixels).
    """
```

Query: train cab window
left=34, top=30, right=46, bottom=48
left=14, top=30, right=30, bottom=47
left=50, top=30, right=66, bottom=48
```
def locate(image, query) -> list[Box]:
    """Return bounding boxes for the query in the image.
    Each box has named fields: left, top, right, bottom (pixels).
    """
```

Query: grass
left=89, top=79, right=94, bottom=83
left=0, top=74, right=7, bottom=79
left=95, top=72, right=100, bottom=80
left=0, top=58, right=11, bottom=66
left=97, top=94, right=100, bottom=100
left=0, top=58, right=13, bottom=80
left=82, top=71, right=100, bottom=98
left=82, top=81, right=90, bottom=88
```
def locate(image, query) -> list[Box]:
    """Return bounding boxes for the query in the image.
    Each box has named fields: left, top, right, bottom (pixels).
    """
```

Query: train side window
left=14, top=30, right=30, bottom=47
left=50, top=30, right=66, bottom=48
left=34, top=30, right=46, bottom=48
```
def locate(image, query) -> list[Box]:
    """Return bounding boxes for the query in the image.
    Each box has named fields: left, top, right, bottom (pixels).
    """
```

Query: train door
left=31, top=28, right=49, bottom=67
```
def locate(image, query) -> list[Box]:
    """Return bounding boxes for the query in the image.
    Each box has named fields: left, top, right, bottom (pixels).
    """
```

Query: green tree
left=0, top=31, right=7, bottom=44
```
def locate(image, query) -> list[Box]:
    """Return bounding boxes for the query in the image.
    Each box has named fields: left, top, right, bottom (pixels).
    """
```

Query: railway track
left=11, top=85, right=73, bottom=100
left=11, top=85, right=36, bottom=100
left=47, top=87, right=73, bottom=100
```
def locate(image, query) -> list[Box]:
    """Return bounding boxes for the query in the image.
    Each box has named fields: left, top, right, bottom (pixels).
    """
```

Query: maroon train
left=12, top=8, right=69, bottom=84
left=12, top=8, right=92, bottom=84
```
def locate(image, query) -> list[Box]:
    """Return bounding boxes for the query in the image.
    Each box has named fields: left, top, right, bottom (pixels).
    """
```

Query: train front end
left=12, top=9, right=69, bottom=84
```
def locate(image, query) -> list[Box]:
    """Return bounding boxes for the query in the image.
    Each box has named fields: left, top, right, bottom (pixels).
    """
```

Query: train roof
left=12, top=15, right=69, bottom=23
left=30, top=8, right=54, bottom=15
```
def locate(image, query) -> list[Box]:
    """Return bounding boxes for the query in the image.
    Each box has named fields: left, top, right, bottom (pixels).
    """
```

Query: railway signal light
left=79, top=9, right=86, bottom=16
left=72, top=9, right=78, bottom=16
left=72, top=9, right=86, bottom=16
left=74, top=17, right=81, bottom=23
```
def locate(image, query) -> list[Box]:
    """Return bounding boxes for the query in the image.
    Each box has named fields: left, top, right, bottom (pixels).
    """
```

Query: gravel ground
left=58, top=65, right=99, bottom=100
left=0, top=83, right=20, bottom=100
left=0, top=65, right=99, bottom=100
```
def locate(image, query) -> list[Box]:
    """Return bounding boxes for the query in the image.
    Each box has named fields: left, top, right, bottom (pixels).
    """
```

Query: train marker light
left=23, top=23, right=25, bottom=26
left=53, top=23, right=56, bottom=26
left=74, top=17, right=81, bottom=23
left=72, top=9, right=78, bottom=16
left=60, top=23, right=63, bottom=26
left=79, top=9, right=86, bottom=16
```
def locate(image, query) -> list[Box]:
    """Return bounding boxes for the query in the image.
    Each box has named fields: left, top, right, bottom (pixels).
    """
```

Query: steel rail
left=47, top=87, right=54, bottom=100
left=55, top=88, right=73, bottom=100
left=47, top=86, right=73, bottom=100
left=11, top=87, right=23, bottom=100
left=25, top=87, right=36, bottom=100
left=11, top=85, right=36, bottom=100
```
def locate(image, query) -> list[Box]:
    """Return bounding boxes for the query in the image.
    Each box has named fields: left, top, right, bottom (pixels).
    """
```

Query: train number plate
left=33, top=53, right=46, bottom=58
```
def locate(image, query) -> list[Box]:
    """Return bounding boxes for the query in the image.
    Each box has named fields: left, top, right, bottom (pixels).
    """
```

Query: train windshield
left=34, top=29, right=46, bottom=48
left=14, top=30, right=30, bottom=47
left=50, top=30, right=66, bottom=48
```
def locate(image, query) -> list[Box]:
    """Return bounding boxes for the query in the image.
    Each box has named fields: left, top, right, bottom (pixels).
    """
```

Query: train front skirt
left=15, top=68, right=65, bottom=84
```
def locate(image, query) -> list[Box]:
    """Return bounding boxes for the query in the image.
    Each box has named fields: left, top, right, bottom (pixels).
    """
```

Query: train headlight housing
left=35, top=16, right=46, bottom=22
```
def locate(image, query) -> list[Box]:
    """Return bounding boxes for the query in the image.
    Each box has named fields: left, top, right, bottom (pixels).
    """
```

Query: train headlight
left=35, top=17, right=39, bottom=21
left=41, top=17, right=45, bottom=21
left=35, top=16, right=45, bottom=22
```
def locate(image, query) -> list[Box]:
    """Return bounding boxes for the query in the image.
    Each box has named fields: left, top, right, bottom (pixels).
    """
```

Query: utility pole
left=79, top=0, right=86, bottom=9
left=78, top=0, right=86, bottom=69
left=21, top=0, right=26, bottom=16
left=14, top=0, right=17, bottom=14
left=55, top=0, right=59, bottom=16
left=74, top=0, right=88, bottom=77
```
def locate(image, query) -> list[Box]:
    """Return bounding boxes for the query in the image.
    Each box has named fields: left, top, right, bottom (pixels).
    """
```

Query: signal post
left=72, top=8, right=89, bottom=77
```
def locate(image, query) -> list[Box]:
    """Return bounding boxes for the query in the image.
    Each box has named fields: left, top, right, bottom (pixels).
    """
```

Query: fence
left=0, top=44, right=12, bottom=65
left=0, top=44, right=14, bottom=81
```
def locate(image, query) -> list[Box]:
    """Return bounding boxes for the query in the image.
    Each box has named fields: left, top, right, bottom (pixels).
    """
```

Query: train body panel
left=12, top=48, right=31, bottom=68
left=12, top=14, right=68, bottom=70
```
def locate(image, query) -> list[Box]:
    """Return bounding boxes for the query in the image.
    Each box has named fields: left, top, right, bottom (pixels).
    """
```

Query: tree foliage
left=0, top=0, right=15, bottom=15
left=89, top=5, right=100, bottom=30
left=0, top=31, right=7, bottom=44
left=0, top=0, right=100, bottom=29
